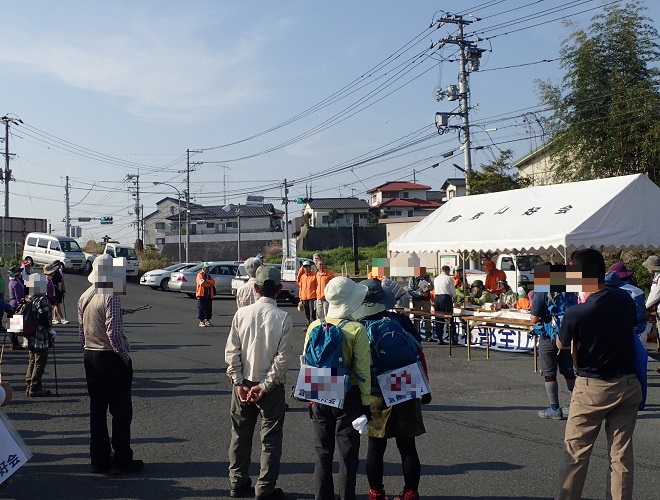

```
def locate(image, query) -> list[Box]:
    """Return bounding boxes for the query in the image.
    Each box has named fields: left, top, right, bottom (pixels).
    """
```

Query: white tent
left=390, top=174, right=660, bottom=257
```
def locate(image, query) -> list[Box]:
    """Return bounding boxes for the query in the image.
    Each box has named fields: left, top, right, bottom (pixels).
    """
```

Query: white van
left=22, top=233, right=86, bottom=272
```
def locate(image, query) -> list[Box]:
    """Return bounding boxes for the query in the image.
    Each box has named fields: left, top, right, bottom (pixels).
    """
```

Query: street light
left=153, top=182, right=183, bottom=262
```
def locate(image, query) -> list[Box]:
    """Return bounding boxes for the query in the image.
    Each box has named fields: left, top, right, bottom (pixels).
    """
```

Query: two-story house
left=440, top=178, right=466, bottom=201
left=367, top=181, right=442, bottom=218
left=301, top=198, right=371, bottom=227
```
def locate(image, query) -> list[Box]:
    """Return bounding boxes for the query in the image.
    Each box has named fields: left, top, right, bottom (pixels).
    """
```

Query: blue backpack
left=303, top=320, right=350, bottom=372
left=533, top=292, right=578, bottom=341
left=362, top=316, right=422, bottom=376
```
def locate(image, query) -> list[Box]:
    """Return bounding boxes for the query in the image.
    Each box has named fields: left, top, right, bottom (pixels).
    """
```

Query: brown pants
left=555, top=374, right=642, bottom=500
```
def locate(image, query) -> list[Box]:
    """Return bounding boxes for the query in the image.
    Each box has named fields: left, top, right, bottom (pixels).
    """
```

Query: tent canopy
left=389, top=174, right=660, bottom=256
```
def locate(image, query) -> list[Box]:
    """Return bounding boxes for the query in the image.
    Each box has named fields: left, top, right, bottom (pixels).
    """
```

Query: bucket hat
left=325, top=277, right=368, bottom=319
left=351, top=279, right=396, bottom=320
left=43, top=263, right=58, bottom=275
left=609, top=262, right=634, bottom=278
left=642, top=255, right=660, bottom=271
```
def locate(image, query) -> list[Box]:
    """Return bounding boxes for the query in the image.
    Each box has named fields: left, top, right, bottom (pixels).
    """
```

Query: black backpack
left=13, top=297, right=40, bottom=337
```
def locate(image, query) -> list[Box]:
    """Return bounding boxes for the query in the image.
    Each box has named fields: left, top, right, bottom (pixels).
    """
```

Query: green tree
left=327, top=209, right=340, bottom=225
left=536, top=1, right=660, bottom=184
left=467, top=149, right=530, bottom=195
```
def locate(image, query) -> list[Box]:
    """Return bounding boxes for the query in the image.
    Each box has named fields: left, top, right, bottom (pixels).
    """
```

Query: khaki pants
left=555, top=374, right=642, bottom=500
left=228, top=383, right=286, bottom=498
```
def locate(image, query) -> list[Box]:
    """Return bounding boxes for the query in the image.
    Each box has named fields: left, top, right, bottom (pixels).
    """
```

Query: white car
left=140, top=263, right=197, bottom=291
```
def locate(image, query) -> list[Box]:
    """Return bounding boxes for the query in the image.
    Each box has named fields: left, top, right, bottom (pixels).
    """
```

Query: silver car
left=169, top=261, right=240, bottom=297
left=139, top=262, right=197, bottom=291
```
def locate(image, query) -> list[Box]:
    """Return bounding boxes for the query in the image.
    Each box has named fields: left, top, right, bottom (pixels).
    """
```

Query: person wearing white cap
left=78, top=254, right=143, bottom=475
left=303, top=277, right=371, bottom=500
left=226, top=265, right=292, bottom=500
left=236, top=257, right=262, bottom=308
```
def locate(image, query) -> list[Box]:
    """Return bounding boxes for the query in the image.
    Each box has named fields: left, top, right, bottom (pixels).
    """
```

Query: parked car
left=169, top=261, right=240, bottom=297
left=140, top=263, right=197, bottom=291
left=22, top=233, right=86, bottom=272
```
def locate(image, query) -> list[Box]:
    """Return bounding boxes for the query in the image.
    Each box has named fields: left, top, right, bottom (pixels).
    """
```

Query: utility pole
left=126, top=173, right=141, bottom=242
left=432, top=14, right=485, bottom=195
left=65, top=176, right=71, bottom=237
left=185, top=149, right=202, bottom=261
left=282, top=179, right=291, bottom=258
left=1, top=116, right=22, bottom=217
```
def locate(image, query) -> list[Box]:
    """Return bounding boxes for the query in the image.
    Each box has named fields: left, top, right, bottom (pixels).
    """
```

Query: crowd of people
left=1, top=248, right=656, bottom=499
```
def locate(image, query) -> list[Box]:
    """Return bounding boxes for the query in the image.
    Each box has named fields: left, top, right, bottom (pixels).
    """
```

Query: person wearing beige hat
left=303, top=277, right=371, bottom=500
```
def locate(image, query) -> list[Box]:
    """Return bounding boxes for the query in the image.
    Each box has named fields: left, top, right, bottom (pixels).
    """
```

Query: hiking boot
left=369, top=488, right=389, bottom=500
left=230, top=478, right=253, bottom=498
left=29, top=389, right=52, bottom=397
left=110, top=459, right=144, bottom=475
left=255, top=487, right=284, bottom=500
left=394, top=489, right=419, bottom=500
left=562, top=404, right=570, bottom=418
left=538, top=407, right=563, bottom=420
left=199, top=321, right=206, bottom=327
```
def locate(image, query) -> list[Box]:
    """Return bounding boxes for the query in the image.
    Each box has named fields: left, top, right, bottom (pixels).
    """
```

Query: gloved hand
left=421, top=393, right=432, bottom=405
left=361, top=405, right=372, bottom=421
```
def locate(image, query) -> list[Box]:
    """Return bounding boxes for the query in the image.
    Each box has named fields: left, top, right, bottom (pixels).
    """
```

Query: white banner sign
left=294, top=365, right=349, bottom=409
left=377, top=362, right=430, bottom=407
left=0, top=413, right=32, bottom=485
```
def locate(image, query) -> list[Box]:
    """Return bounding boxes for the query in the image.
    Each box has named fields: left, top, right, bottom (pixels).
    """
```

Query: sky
left=1, top=0, right=658, bottom=245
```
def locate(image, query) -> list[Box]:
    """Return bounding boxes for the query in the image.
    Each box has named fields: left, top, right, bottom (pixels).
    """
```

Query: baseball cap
left=255, top=265, right=281, bottom=285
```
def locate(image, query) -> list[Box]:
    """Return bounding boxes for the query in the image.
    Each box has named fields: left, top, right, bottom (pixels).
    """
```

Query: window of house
left=226, top=221, right=238, bottom=229
left=359, top=213, right=368, bottom=219
left=321, top=215, right=329, bottom=224
left=382, top=190, right=398, bottom=198
left=206, top=222, right=214, bottom=229
left=408, top=210, right=414, bottom=217
left=155, top=222, right=166, bottom=230
left=156, top=238, right=165, bottom=245
left=402, top=191, right=409, bottom=199
left=170, top=206, right=175, bottom=215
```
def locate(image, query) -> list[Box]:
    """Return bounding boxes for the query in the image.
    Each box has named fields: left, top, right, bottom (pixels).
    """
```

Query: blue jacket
left=605, top=272, right=647, bottom=335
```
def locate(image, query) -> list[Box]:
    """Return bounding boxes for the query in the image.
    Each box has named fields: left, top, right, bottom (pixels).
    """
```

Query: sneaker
left=204, top=320, right=213, bottom=327
left=394, top=490, right=419, bottom=500
left=199, top=321, right=206, bottom=327
left=60, top=318, right=70, bottom=325
left=110, top=459, right=144, bottom=475
left=29, top=389, right=52, bottom=397
left=255, top=488, right=284, bottom=500
left=538, top=407, right=563, bottom=420
left=562, top=405, right=570, bottom=418
left=52, top=318, right=60, bottom=324
left=369, top=489, right=389, bottom=500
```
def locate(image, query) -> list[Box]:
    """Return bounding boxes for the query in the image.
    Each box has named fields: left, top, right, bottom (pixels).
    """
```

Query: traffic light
left=296, top=198, right=312, bottom=204
left=100, top=216, right=113, bottom=225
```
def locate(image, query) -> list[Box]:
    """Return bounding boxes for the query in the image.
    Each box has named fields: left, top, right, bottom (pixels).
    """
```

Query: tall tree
left=536, top=1, right=660, bottom=184
left=467, top=149, right=530, bottom=195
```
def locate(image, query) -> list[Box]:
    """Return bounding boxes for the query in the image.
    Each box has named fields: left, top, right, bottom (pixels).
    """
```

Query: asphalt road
left=1, top=273, right=660, bottom=499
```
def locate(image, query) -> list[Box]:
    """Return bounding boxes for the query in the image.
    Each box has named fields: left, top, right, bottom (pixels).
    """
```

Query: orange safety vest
left=196, top=271, right=215, bottom=299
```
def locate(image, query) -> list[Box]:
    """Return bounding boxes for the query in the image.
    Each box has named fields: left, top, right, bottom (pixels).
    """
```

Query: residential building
left=367, top=181, right=442, bottom=218
left=300, top=198, right=371, bottom=228
left=512, top=142, right=556, bottom=186
left=440, top=178, right=466, bottom=201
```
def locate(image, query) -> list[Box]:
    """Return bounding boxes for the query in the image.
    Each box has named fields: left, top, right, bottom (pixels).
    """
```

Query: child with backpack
left=302, top=277, right=371, bottom=500
left=352, top=279, right=432, bottom=500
